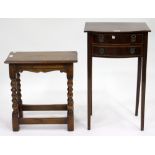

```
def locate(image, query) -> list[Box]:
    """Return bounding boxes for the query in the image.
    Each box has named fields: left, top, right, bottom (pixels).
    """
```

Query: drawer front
left=93, top=33, right=143, bottom=44
left=92, top=46, right=143, bottom=57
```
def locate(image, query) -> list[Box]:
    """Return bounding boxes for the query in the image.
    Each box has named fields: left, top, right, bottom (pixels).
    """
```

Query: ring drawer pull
left=99, top=48, right=105, bottom=55
left=130, top=47, right=136, bottom=54
left=97, top=34, right=104, bottom=42
left=131, top=34, right=136, bottom=42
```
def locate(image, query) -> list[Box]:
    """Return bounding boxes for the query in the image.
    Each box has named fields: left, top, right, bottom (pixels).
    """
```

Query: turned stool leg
left=67, top=64, right=74, bottom=131
left=16, top=72, right=23, bottom=118
left=9, top=65, right=19, bottom=131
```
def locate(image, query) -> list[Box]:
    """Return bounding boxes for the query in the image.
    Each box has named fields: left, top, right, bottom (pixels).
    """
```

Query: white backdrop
left=0, top=18, right=155, bottom=135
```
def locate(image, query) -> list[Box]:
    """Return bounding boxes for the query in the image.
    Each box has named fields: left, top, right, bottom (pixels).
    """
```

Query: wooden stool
left=5, top=51, right=77, bottom=131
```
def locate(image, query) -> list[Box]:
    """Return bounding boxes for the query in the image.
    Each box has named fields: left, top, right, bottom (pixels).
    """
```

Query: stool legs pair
left=9, top=64, right=74, bottom=131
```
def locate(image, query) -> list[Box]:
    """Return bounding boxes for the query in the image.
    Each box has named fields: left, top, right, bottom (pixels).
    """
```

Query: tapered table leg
left=141, top=56, right=147, bottom=131
left=88, top=56, right=92, bottom=130
left=67, top=64, right=74, bottom=131
left=87, top=33, right=93, bottom=130
left=9, top=65, right=19, bottom=131
left=90, top=59, right=92, bottom=116
left=141, top=33, right=148, bottom=131
left=16, top=72, right=23, bottom=118
left=135, top=57, right=142, bottom=116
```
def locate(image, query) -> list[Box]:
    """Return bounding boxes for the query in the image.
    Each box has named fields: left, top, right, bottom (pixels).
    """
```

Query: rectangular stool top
left=4, top=51, right=77, bottom=64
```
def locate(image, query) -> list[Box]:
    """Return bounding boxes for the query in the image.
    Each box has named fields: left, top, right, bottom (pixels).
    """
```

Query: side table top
left=84, top=22, right=151, bottom=33
left=4, top=51, right=78, bottom=64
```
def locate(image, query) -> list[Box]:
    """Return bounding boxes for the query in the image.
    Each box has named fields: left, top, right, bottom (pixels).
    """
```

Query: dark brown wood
left=141, top=33, right=148, bottom=131
left=4, top=51, right=77, bottom=64
left=85, top=22, right=150, bottom=131
left=87, top=33, right=93, bottom=130
left=17, top=64, right=66, bottom=73
left=9, top=64, right=19, bottom=131
left=92, top=45, right=142, bottom=58
left=84, top=22, right=151, bottom=33
left=67, top=64, right=74, bottom=131
left=22, top=104, right=67, bottom=111
left=135, top=57, right=142, bottom=116
left=16, top=72, right=23, bottom=118
left=19, top=118, right=67, bottom=124
left=93, top=33, right=144, bottom=44
left=5, top=51, right=77, bottom=131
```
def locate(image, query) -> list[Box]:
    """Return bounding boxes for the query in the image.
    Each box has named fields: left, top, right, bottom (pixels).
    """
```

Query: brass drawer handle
left=99, top=48, right=105, bottom=55
left=130, top=47, right=136, bottom=54
left=131, top=34, right=136, bottom=42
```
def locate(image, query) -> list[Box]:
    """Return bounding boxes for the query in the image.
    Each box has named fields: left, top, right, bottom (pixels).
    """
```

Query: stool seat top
left=5, top=51, right=77, bottom=64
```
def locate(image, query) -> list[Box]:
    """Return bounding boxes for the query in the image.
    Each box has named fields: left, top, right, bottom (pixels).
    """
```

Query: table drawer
left=92, top=46, right=143, bottom=57
left=93, top=33, right=143, bottom=44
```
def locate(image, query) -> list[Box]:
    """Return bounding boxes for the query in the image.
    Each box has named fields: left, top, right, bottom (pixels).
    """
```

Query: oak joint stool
left=5, top=51, right=77, bottom=131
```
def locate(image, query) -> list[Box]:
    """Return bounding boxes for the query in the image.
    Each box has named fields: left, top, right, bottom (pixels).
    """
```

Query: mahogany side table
left=84, top=22, right=151, bottom=130
left=5, top=51, right=77, bottom=131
